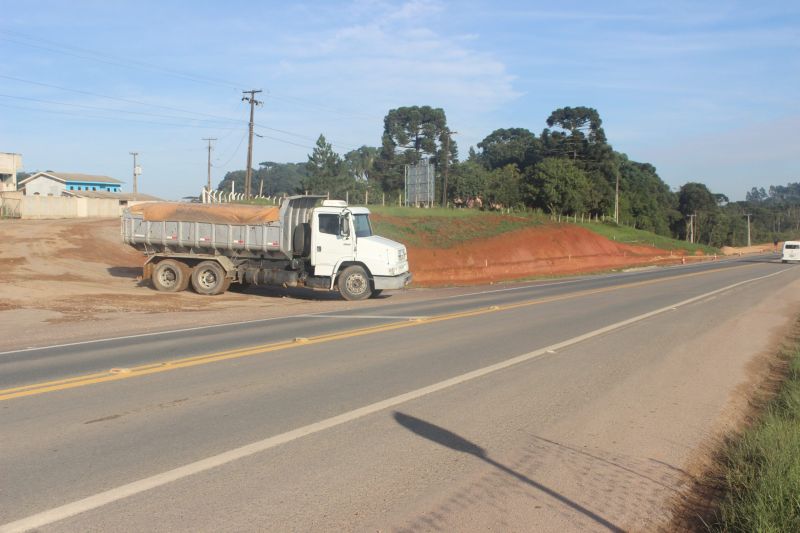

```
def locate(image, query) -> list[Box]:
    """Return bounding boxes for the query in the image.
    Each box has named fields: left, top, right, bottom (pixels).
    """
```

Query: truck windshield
left=354, top=214, right=372, bottom=237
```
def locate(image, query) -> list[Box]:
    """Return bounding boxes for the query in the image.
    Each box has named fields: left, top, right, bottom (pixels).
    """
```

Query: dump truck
left=121, top=195, right=411, bottom=300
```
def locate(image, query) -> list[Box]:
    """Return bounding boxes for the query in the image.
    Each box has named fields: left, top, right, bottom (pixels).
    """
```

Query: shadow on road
left=107, top=266, right=141, bottom=279
left=392, top=411, right=623, bottom=532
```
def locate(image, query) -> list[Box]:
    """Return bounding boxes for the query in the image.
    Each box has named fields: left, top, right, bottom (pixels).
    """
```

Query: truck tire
left=293, top=223, right=311, bottom=257
left=338, top=265, right=371, bottom=301
left=191, top=260, right=229, bottom=295
left=151, top=259, right=190, bottom=292
left=369, top=289, right=383, bottom=298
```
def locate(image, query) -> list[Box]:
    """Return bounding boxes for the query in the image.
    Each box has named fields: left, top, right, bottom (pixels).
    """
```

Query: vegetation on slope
left=709, top=327, right=800, bottom=532
left=369, top=206, right=713, bottom=254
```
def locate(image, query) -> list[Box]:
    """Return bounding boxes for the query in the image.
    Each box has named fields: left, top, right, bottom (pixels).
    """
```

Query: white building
left=18, top=172, right=123, bottom=196
left=0, top=153, right=23, bottom=192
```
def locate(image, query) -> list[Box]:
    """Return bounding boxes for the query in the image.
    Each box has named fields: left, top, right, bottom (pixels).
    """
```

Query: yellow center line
left=0, top=263, right=756, bottom=402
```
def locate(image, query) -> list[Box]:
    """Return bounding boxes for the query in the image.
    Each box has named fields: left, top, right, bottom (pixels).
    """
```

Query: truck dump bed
left=121, top=196, right=322, bottom=257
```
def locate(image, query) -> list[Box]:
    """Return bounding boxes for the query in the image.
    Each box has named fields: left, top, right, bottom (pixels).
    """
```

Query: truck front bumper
left=373, top=271, right=412, bottom=290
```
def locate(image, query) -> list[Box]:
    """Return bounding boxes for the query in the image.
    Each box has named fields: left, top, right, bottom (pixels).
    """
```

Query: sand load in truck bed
left=129, top=202, right=280, bottom=224
left=123, top=202, right=286, bottom=257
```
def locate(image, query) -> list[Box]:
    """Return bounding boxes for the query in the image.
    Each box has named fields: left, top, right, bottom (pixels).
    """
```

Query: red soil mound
left=408, top=225, right=676, bottom=286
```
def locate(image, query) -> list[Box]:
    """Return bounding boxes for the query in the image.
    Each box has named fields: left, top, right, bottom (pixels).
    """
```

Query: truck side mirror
left=339, top=214, right=350, bottom=237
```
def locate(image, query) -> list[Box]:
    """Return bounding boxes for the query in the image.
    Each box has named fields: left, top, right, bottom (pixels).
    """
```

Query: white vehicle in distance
left=781, top=241, right=800, bottom=263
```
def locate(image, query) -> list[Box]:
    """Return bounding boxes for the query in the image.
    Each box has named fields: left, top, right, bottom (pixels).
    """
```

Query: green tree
left=485, top=164, right=523, bottom=208
left=255, top=161, right=308, bottom=196
left=617, top=155, right=677, bottom=234
left=546, top=106, right=606, bottom=160
left=302, top=134, right=353, bottom=198
left=677, top=182, right=719, bottom=243
left=449, top=160, right=489, bottom=202
left=477, top=128, right=541, bottom=171
left=527, top=158, right=590, bottom=215
left=373, top=106, right=455, bottom=193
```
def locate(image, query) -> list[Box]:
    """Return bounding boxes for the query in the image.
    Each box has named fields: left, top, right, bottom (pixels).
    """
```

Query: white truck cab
left=311, top=200, right=411, bottom=299
left=782, top=241, right=800, bottom=263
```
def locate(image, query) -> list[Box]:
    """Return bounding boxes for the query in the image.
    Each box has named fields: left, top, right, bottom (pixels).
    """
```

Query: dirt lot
left=0, top=217, right=728, bottom=351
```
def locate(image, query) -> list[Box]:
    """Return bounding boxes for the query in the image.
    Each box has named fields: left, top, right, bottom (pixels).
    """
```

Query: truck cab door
left=311, top=212, right=354, bottom=277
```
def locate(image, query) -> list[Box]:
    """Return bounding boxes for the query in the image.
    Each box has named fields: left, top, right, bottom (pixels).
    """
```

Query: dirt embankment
left=406, top=224, right=683, bottom=286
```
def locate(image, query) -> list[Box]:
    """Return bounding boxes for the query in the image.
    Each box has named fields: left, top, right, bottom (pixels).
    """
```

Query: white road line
left=0, top=313, right=421, bottom=357
left=0, top=314, right=312, bottom=357
left=0, top=256, right=755, bottom=357
left=0, top=267, right=788, bottom=533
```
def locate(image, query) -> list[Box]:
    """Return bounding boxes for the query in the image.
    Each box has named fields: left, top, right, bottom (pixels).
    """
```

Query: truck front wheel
left=151, top=259, right=190, bottom=292
left=338, top=265, right=371, bottom=301
left=191, top=261, right=229, bottom=295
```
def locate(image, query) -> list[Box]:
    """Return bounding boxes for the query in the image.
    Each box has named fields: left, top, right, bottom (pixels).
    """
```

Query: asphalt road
left=1, top=256, right=798, bottom=532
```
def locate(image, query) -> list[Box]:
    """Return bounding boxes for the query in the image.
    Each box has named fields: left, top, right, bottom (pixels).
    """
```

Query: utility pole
left=129, top=152, right=140, bottom=201
left=202, top=138, right=216, bottom=193
left=744, top=213, right=752, bottom=247
left=441, top=130, right=457, bottom=207
left=687, top=213, right=696, bottom=243
left=242, top=89, right=263, bottom=200
left=614, top=171, right=620, bottom=224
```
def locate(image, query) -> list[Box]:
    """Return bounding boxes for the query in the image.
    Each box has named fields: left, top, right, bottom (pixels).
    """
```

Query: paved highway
left=1, top=256, right=798, bottom=531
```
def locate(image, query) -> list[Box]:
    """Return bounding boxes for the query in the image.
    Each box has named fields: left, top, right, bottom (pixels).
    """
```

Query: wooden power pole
left=241, top=90, right=263, bottom=200
left=202, top=138, right=216, bottom=193
left=129, top=152, right=140, bottom=201
left=441, top=129, right=457, bottom=207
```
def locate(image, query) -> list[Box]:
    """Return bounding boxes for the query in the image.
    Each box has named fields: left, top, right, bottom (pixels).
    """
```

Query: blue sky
left=2, top=0, right=798, bottom=201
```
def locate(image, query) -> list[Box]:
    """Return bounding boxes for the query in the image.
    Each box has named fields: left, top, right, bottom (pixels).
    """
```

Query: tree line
left=218, top=105, right=798, bottom=248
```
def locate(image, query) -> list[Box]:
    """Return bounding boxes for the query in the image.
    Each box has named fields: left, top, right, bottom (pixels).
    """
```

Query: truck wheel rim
left=198, top=269, right=217, bottom=289
left=346, top=273, right=367, bottom=295
left=159, top=268, right=177, bottom=288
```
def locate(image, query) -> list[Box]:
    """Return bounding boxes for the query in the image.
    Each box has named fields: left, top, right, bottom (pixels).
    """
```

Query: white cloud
left=267, top=0, right=519, bottom=114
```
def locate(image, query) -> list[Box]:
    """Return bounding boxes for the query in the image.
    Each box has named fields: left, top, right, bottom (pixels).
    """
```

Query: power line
left=0, top=101, right=240, bottom=130
left=2, top=29, right=376, bottom=121
left=215, top=130, right=249, bottom=170
left=0, top=75, right=242, bottom=123
left=0, top=93, right=239, bottom=125
left=1, top=75, right=362, bottom=151
left=0, top=30, right=245, bottom=90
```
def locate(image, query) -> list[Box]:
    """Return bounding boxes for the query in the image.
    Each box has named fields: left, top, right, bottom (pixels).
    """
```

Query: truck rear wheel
left=151, top=259, right=190, bottom=292
left=338, top=265, right=371, bottom=301
left=191, top=261, right=229, bottom=295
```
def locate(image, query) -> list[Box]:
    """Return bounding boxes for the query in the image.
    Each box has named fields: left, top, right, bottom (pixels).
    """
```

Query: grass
left=709, top=332, right=800, bottom=532
left=579, top=220, right=719, bottom=255
left=368, top=206, right=713, bottom=255
left=368, top=207, right=541, bottom=248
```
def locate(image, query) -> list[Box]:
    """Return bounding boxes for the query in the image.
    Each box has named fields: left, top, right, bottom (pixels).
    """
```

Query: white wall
left=24, top=176, right=65, bottom=197
left=0, top=193, right=121, bottom=219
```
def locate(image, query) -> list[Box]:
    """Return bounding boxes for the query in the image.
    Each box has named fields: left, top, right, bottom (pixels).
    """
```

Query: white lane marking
left=0, top=313, right=424, bottom=357
left=0, top=314, right=312, bottom=357
left=0, top=267, right=788, bottom=533
left=0, top=255, right=756, bottom=357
